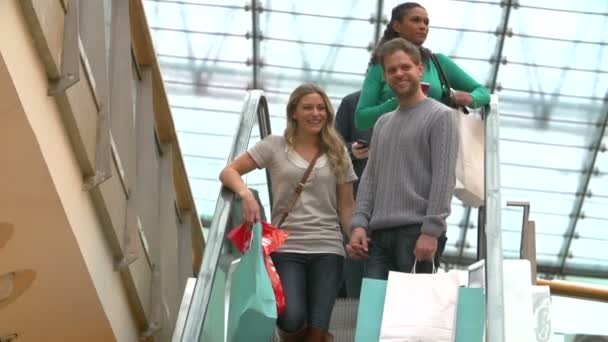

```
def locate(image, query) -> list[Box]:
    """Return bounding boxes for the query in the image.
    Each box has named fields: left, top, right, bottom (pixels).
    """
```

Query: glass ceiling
left=144, top=0, right=608, bottom=278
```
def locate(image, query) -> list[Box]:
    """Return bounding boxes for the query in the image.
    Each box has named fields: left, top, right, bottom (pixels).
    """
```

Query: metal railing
left=508, top=200, right=608, bottom=303
left=483, top=94, right=506, bottom=342
left=175, top=90, right=272, bottom=342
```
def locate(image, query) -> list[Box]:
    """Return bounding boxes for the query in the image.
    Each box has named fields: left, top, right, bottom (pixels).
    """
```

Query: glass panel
left=519, top=0, right=608, bottom=14
left=512, top=3, right=608, bottom=42
left=145, top=0, right=251, bottom=35
left=501, top=188, right=576, bottom=216
left=568, top=237, right=608, bottom=261
left=184, top=156, right=226, bottom=184
left=163, top=81, right=247, bottom=217
left=500, top=164, right=581, bottom=194
left=580, top=196, right=608, bottom=220
left=268, top=0, right=382, bottom=19
left=500, top=138, right=587, bottom=170
left=574, top=217, right=608, bottom=240
left=527, top=212, right=570, bottom=236
left=502, top=35, right=608, bottom=75
left=261, top=9, right=374, bottom=47
left=173, top=108, right=240, bottom=137
left=445, top=224, right=462, bottom=249
left=259, top=41, right=367, bottom=94
left=586, top=171, right=608, bottom=198
left=500, top=112, right=593, bottom=150
left=500, top=97, right=602, bottom=130
left=495, top=62, right=608, bottom=99
left=159, top=56, right=250, bottom=90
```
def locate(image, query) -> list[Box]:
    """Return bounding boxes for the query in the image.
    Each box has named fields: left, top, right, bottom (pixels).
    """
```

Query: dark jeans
left=271, top=252, right=344, bottom=332
left=364, top=225, right=447, bottom=280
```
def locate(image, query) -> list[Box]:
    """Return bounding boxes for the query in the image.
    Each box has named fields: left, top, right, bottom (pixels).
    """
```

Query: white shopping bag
left=379, top=270, right=461, bottom=342
left=468, top=259, right=536, bottom=342
left=454, top=110, right=485, bottom=207
left=532, top=285, right=553, bottom=342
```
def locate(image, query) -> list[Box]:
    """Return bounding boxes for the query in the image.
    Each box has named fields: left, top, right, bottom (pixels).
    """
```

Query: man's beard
left=395, top=79, right=420, bottom=99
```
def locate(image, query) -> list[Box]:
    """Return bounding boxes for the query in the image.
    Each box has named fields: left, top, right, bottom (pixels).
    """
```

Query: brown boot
left=304, top=327, right=334, bottom=342
left=277, top=326, right=308, bottom=342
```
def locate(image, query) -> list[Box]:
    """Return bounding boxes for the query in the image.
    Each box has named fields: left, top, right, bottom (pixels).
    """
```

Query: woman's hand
left=347, top=227, right=370, bottom=259
left=239, top=189, right=261, bottom=227
left=451, top=90, right=474, bottom=107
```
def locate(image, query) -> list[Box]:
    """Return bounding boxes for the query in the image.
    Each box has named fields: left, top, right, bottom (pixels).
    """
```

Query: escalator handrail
left=179, top=90, right=272, bottom=342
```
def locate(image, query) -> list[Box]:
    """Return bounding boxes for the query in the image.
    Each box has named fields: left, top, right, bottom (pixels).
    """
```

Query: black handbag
left=428, top=52, right=469, bottom=113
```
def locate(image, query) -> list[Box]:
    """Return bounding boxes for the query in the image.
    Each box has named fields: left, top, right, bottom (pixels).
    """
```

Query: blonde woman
left=220, top=83, right=357, bottom=341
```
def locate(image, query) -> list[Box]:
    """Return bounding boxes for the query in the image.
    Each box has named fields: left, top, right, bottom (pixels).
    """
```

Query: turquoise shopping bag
left=227, top=222, right=277, bottom=342
left=355, top=278, right=387, bottom=342
left=455, top=287, right=486, bottom=342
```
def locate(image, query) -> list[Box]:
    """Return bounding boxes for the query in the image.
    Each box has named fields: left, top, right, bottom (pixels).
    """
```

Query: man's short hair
left=378, top=37, right=422, bottom=68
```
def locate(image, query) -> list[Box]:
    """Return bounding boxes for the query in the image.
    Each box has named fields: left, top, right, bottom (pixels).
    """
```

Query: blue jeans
left=270, top=252, right=344, bottom=332
left=364, top=225, right=447, bottom=280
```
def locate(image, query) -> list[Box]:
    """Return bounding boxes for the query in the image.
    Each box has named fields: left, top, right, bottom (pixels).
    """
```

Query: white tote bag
left=468, top=259, right=536, bottom=342
left=379, top=269, right=461, bottom=342
left=532, top=285, right=553, bottom=342
left=454, top=110, right=485, bottom=207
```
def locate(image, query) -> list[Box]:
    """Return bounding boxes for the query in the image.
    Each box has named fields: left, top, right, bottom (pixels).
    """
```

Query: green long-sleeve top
left=355, top=53, right=491, bottom=130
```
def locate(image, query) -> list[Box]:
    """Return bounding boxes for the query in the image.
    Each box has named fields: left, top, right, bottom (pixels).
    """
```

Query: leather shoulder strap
left=276, top=152, right=322, bottom=228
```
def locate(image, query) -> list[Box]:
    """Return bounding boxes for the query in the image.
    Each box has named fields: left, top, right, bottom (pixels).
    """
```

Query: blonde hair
left=284, top=83, right=350, bottom=181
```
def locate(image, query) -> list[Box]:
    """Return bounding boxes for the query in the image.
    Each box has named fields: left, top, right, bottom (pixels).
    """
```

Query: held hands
left=450, top=90, right=474, bottom=107
left=347, top=227, right=369, bottom=259
left=239, top=189, right=261, bottom=228
left=351, top=142, right=369, bottom=160
left=414, top=233, right=438, bottom=261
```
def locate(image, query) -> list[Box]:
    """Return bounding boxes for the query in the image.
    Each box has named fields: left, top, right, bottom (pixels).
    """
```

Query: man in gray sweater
left=347, top=38, right=459, bottom=279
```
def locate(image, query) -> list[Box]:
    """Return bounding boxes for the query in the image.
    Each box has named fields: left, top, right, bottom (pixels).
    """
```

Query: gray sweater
left=350, top=98, right=459, bottom=237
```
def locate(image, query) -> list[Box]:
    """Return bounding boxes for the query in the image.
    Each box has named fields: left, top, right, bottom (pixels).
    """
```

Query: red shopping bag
left=228, top=221, right=288, bottom=315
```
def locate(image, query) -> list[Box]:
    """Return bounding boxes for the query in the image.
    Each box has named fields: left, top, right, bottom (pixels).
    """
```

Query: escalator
left=172, top=91, right=505, bottom=342
left=172, top=90, right=273, bottom=342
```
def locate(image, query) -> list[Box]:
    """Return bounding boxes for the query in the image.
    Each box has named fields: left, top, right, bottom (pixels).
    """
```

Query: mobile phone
left=355, top=139, right=369, bottom=148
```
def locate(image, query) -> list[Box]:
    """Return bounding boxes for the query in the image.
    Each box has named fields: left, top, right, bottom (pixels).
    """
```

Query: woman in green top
left=355, top=2, right=491, bottom=129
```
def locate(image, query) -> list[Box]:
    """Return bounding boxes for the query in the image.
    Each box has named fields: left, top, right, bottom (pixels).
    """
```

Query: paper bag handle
left=411, top=259, right=437, bottom=274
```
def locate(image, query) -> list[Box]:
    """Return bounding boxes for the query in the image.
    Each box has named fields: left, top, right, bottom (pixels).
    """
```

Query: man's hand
left=347, top=227, right=369, bottom=259
left=414, top=233, right=438, bottom=261
left=351, top=142, right=369, bottom=160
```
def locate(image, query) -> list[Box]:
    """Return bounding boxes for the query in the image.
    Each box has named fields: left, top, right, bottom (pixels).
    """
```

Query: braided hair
left=370, top=2, right=431, bottom=65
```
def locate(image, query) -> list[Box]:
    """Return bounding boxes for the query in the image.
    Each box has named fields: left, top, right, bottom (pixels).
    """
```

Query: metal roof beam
left=248, top=0, right=262, bottom=89
left=558, top=97, right=608, bottom=274
left=487, top=0, right=516, bottom=92
left=373, top=0, right=385, bottom=47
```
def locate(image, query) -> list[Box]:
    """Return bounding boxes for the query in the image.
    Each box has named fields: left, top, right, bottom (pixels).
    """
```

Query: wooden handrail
left=537, top=278, right=608, bottom=302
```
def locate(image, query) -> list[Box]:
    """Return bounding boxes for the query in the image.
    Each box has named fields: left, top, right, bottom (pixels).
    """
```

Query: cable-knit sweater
left=350, top=97, right=459, bottom=237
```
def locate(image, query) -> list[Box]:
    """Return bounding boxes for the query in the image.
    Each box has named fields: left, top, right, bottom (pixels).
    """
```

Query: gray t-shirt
left=248, top=135, right=357, bottom=256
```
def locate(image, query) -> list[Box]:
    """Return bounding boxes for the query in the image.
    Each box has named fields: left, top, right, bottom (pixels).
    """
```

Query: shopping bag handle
left=410, top=258, right=437, bottom=274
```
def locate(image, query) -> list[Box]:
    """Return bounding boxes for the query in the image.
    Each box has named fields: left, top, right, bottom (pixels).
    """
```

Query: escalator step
left=329, top=298, right=359, bottom=341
